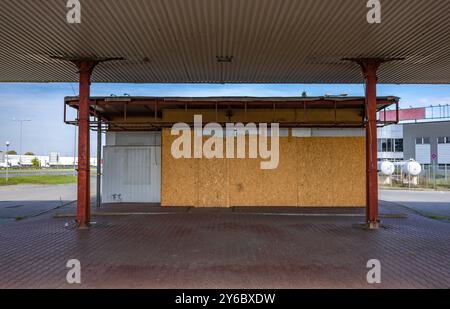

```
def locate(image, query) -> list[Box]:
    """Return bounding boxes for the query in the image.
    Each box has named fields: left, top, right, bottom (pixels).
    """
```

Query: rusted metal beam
left=96, top=119, right=102, bottom=209
left=343, top=57, right=404, bottom=229
left=396, top=100, right=400, bottom=123
left=62, top=58, right=123, bottom=229
left=103, top=121, right=366, bottom=129
left=74, top=60, right=98, bottom=229
left=334, top=101, right=337, bottom=125
left=359, top=60, right=381, bottom=230
left=65, top=97, right=397, bottom=107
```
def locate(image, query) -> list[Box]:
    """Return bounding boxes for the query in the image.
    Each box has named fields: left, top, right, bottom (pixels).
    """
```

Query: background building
left=0, top=153, right=97, bottom=168
left=378, top=105, right=450, bottom=174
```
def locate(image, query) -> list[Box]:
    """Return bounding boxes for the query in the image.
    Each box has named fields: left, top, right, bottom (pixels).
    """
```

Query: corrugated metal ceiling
left=0, top=0, right=449, bottom=83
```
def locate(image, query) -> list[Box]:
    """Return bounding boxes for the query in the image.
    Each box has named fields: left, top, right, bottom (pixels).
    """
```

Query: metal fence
left=379, top=163, right=450, bottom=190
left=425, top=104, right=450, bottom=120
left=416, top=164, right=450, bottom=189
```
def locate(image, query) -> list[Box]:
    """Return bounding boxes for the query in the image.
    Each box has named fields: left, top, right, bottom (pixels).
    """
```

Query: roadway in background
left=0, top=177, right=96, bottom=224
left=380, top=189, right=450, bottom=220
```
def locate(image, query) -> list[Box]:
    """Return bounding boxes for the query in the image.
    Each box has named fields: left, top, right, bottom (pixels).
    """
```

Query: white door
left=102, top=146, right=161, bottom=203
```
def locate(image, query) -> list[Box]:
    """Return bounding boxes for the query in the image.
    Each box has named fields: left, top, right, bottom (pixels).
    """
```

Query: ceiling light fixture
left=216, top=56, right=233, bottom=63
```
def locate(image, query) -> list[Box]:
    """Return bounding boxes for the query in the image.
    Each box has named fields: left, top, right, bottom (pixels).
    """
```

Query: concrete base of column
left=366, top=221, right=380, bottom=230
left=77, top=222, right=90, bottom=230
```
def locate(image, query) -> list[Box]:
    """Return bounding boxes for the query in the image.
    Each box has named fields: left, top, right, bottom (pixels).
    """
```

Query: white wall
left=103, top=132, right=161, bottom=203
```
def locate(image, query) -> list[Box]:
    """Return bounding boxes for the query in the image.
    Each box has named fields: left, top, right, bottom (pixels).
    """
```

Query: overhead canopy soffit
left=1, top=0, right=449, bottom=84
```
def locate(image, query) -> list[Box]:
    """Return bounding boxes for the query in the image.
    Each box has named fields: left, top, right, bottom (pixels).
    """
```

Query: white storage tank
left=402, top=160, right=422, bottom=176
left=379, top=161, right=395, bottom=176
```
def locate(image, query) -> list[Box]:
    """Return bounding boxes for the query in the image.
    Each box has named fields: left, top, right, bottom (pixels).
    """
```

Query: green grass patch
left=421, top=212, right=450, bottom=222
left=0, top=175, right=77, bottom=186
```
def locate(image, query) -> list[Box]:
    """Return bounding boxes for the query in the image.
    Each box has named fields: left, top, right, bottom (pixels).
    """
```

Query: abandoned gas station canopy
left=0, top=0, right=449, bottom=84
left=2, top=0, right=449, bottom=230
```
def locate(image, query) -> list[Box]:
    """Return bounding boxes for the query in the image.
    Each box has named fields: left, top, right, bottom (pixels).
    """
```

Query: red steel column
left=360, top=61, right=380, bottom=229
left=75, top=61, right=97, bottom=229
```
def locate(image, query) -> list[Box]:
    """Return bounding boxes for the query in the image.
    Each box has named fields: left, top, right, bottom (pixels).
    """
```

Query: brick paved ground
left=0, top=201, right=449, bottom=288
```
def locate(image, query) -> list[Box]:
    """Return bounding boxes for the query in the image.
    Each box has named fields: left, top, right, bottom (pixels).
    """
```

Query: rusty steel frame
left=378, top=100, right=400, bottom=125
left=74, top=60, right=98, bottom=229
left=64, top=98, right=399, bottom=131
left=63, top=84, right=399, bottom=229
left=62, top=58, right=124, bottom=229
left=360, top=60, right=382, bottom=230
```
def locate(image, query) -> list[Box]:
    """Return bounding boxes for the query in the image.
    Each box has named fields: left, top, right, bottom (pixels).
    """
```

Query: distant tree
left=25, top=152, right=34, bottom=156
left=31, top=157, right=40, bottom=168
left=301, top=91, right=308, bottom=97
left=6, top=150, right=17, bottom=155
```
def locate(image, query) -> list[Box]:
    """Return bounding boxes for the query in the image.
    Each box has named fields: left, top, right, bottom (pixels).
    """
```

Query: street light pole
left=5, top=141, right=10, bottom=183
left=13, top=118, right=31, bottom=168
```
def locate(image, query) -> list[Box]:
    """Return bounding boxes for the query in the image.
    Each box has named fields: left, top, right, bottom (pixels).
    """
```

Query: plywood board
left=161, top=129, right=198, bottom=206
left=161, top=128, right=366, bottom=207
left=331, top=137, right=366, bottom=206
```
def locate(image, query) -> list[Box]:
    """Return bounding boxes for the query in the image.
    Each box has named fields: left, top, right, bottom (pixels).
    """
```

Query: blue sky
left=0, top=83, right=449, bottom=156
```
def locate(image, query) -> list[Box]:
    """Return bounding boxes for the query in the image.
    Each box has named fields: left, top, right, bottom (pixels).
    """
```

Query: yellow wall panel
left=198, top=157, right=228, bottom=207
left=331, top=138, right=366, bottom=206
left=297, top=138, right=334, bottom=206
left=161, top=129, right=366, bottom=208
left=160, top=108, right=362, bottom=124
left=227, top=137, right=297, bottom=206
left=161, top=129, right=198, bottom=206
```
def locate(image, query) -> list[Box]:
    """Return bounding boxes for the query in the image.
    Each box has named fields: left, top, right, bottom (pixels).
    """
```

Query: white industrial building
left=378, top=121, right=450, bottom=168
left=0, top=153, right=97, bottom=168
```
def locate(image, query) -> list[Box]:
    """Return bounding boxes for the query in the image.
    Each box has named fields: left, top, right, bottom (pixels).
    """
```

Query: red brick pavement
left=0, top=202, right=449, bottom=288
